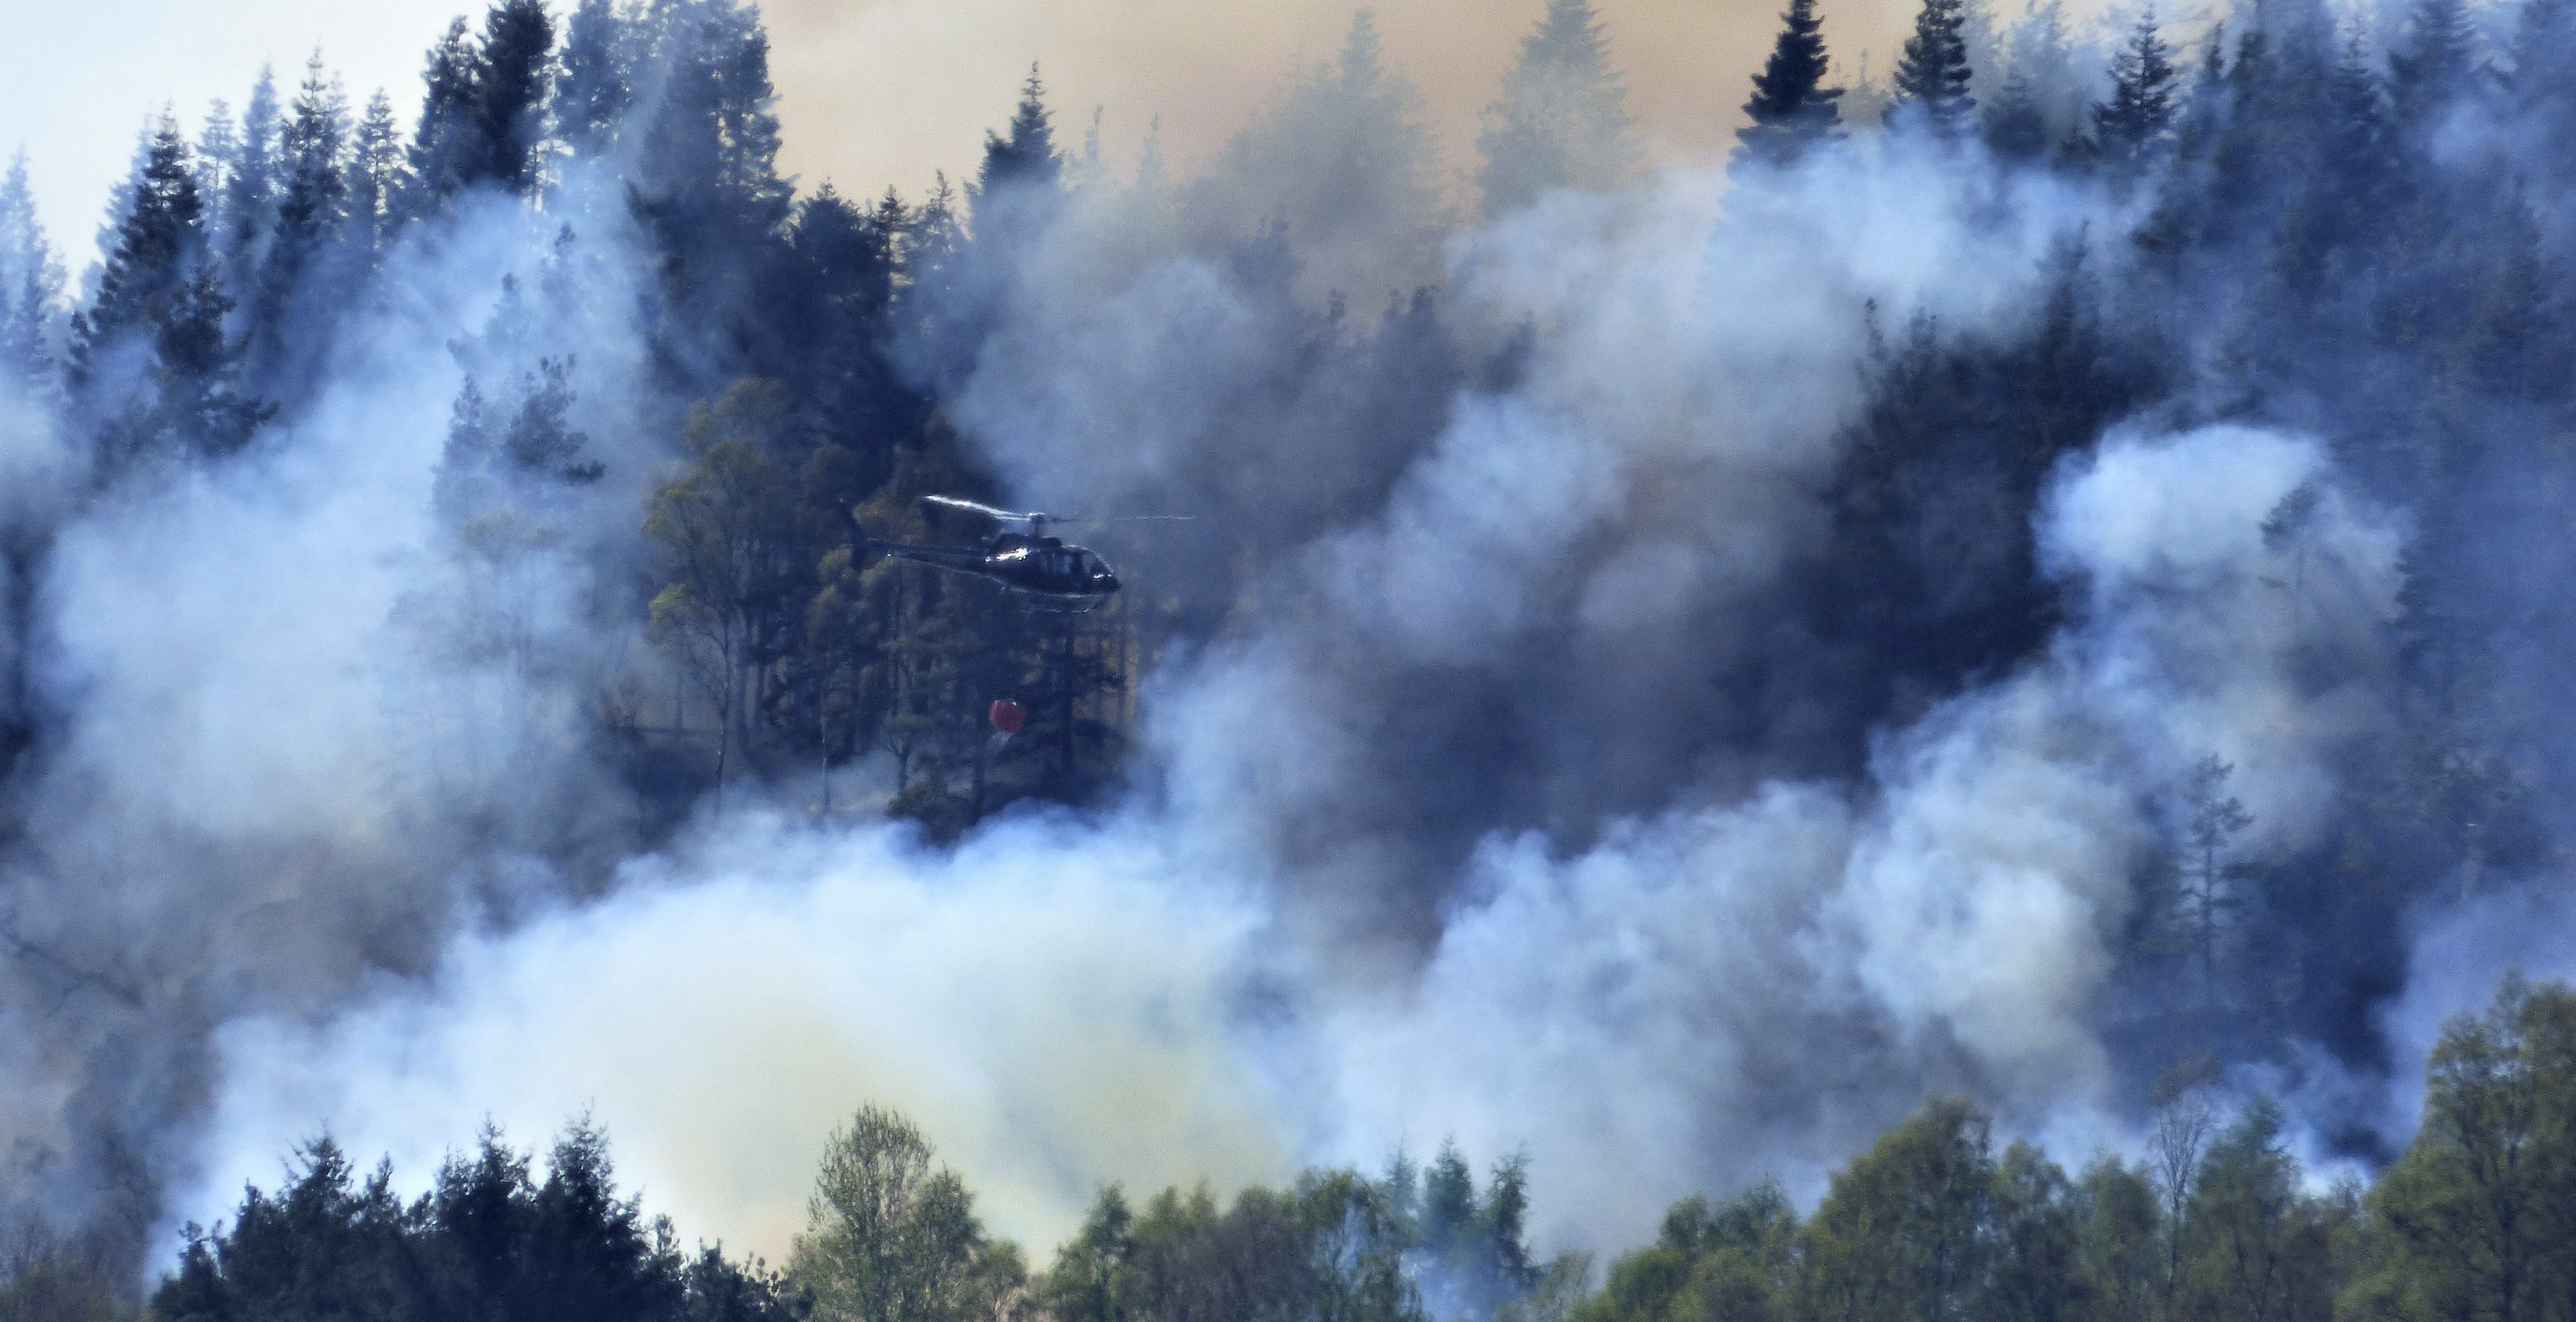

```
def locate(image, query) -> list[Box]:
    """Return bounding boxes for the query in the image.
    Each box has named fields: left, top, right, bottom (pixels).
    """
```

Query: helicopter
left=849, top=495, right=1126, bottom=611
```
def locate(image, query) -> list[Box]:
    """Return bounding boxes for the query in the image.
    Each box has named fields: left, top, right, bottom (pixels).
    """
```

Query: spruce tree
left=2093, top=12, right=2180, bottom=166
left=1475, top=0, right=1638, bottom=215
left=1734, top=0, right=1845, bottom=170
left=1884, top=0, right=1977, bottom=139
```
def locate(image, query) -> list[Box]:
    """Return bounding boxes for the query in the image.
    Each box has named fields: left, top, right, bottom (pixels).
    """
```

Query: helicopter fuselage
left=865, top=530, right=1122, bottom=608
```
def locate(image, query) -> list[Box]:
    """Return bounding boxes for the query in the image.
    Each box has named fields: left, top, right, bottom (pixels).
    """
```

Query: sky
left=1, top=0, right=1958, bottom=273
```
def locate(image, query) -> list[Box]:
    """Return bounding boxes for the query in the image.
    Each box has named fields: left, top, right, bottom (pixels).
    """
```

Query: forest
left=5, top=975, right=2575, bottom=1322
left=5, top=0, right=2576, bottom=1312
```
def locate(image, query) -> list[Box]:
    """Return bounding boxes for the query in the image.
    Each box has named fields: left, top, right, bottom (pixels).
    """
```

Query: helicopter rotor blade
left=922, top=495, right=1059, bottom=523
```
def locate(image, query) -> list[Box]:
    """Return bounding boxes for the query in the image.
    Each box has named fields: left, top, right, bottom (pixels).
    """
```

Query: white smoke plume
left=157, top=107, right=2416, bottom=1274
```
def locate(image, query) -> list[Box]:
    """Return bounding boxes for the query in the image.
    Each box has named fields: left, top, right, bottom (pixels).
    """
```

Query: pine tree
left=476, top=0, right=557, bottom=193
left=0, top=152, right=64, bottom=387
left=1982, top=68, right=2051, bottom=161
left=223, top=66, right=281, bottom=293
left=193, top=99, right=237, bottom=226
left=1475, top=0, right=1638, bottom=215
left=1735, top=0, right=1845, bottom=170
left=72, top=115, right=205, bottom=381
left=257, top=53, right=349, bottom=325
left=347, top=89, right=406, bottom=252
left=2093, top=11, right=2180, bottom=166
left=630, top=0, right=792, bottom=244
left=976, top=64, right=1063, bottom=202
left=409, top=17, right=484, bottom=209
left=1884, top=0, right=1978, bottom=138
left=555, top=0, right=633, bottom=160
left=2390, top=0, right=2481, bottom=122
left=2509, top=0, right=2576, bottom=128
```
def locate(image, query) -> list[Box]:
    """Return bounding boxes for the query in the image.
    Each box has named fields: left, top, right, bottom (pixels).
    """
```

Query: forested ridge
left=5, top=0, right=2576, bottom=1312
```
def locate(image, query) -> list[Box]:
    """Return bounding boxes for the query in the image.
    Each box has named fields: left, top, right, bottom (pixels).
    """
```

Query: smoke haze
left=3, top=0, right=2572, bottom=1304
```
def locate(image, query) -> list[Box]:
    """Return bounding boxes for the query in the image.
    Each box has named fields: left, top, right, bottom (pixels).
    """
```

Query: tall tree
left=0, top=152, right=63, bottom=387
left=645, top=379, right=800, bottom=800
left=1884, top=0, right=1978, bottom=138
left=347, top=89, right=406, bottom=253
left=790, top=1106, right=1003, bottom=1322
left=975, top=63, right=1063, bottom=203
left=249, top=52, right=349, bottom=392
left=2093, top=11, right=2181, bottom=166
left=2171, top=754, right=2254, bottom=996
left=222, top=66, right=282, bottom=297
left=2390, top=0, right=2482, bottom=123
left=408, top=17, right=484, bottom=208
left=71, top=116, right=207, bottom=382
left=1734, top=0, right=1845, bottom=170
left=1801, top=1097, right=1998, bottom=1322
left=554, top=0, right=633, bottom=161
left=475, top=0, right=557, bottom=193
left=1476, top=0, right=1638, bottom=215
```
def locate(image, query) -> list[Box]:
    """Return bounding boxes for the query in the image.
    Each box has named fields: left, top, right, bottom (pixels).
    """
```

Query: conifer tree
left=1982, top=68, right=2051, bottom=161
left=554, top=0, right=633, bottom=160
left=475, top=0, right=557, bottom=193
left=1735, top=0, right=1845, bottom=170
left=976, top=64, right=1063, bottom=203
left=347, top=89, right=406, bottom=252
left=1476, top=0, right=1638, bottom=215
left=2093, top=12, right=2180, bottom=166
left=256, top=53, right=348, bottom=338
left=631, top=0, right=792, bottom=250
left=2390, top=0, right=2481, bottom=121
left=0, top=152, right=64, bottom=387
left=1884, top=0, right=1978, bottom=138
left=408, top=17, right=484, bottom=209
left=223, top=66, right=281, bottom=293
left=72, top=115, right=205, bottom=382
left=193, top=99, right=237, bottom=223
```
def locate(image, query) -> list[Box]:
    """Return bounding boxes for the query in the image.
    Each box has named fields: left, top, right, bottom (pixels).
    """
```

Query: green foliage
left=790, top=1106, right=1016, bottom=1322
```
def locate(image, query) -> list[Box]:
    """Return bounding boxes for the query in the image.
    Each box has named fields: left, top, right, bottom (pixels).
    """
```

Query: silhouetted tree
left=1735, top=0, right=1845, bottom=170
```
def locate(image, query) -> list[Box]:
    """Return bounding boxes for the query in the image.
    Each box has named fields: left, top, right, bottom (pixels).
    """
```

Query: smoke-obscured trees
left=68, top=116, right=264, bottom=472
left=0, top=154, right=62, bottom=388
left=2092, top=13, right=2180, bottom=170
left=1475, top=0, right=1638, bottom=216
left=1195, top=10, right=1444, bottom=306
left=645, top=379, right=803, bottom=800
